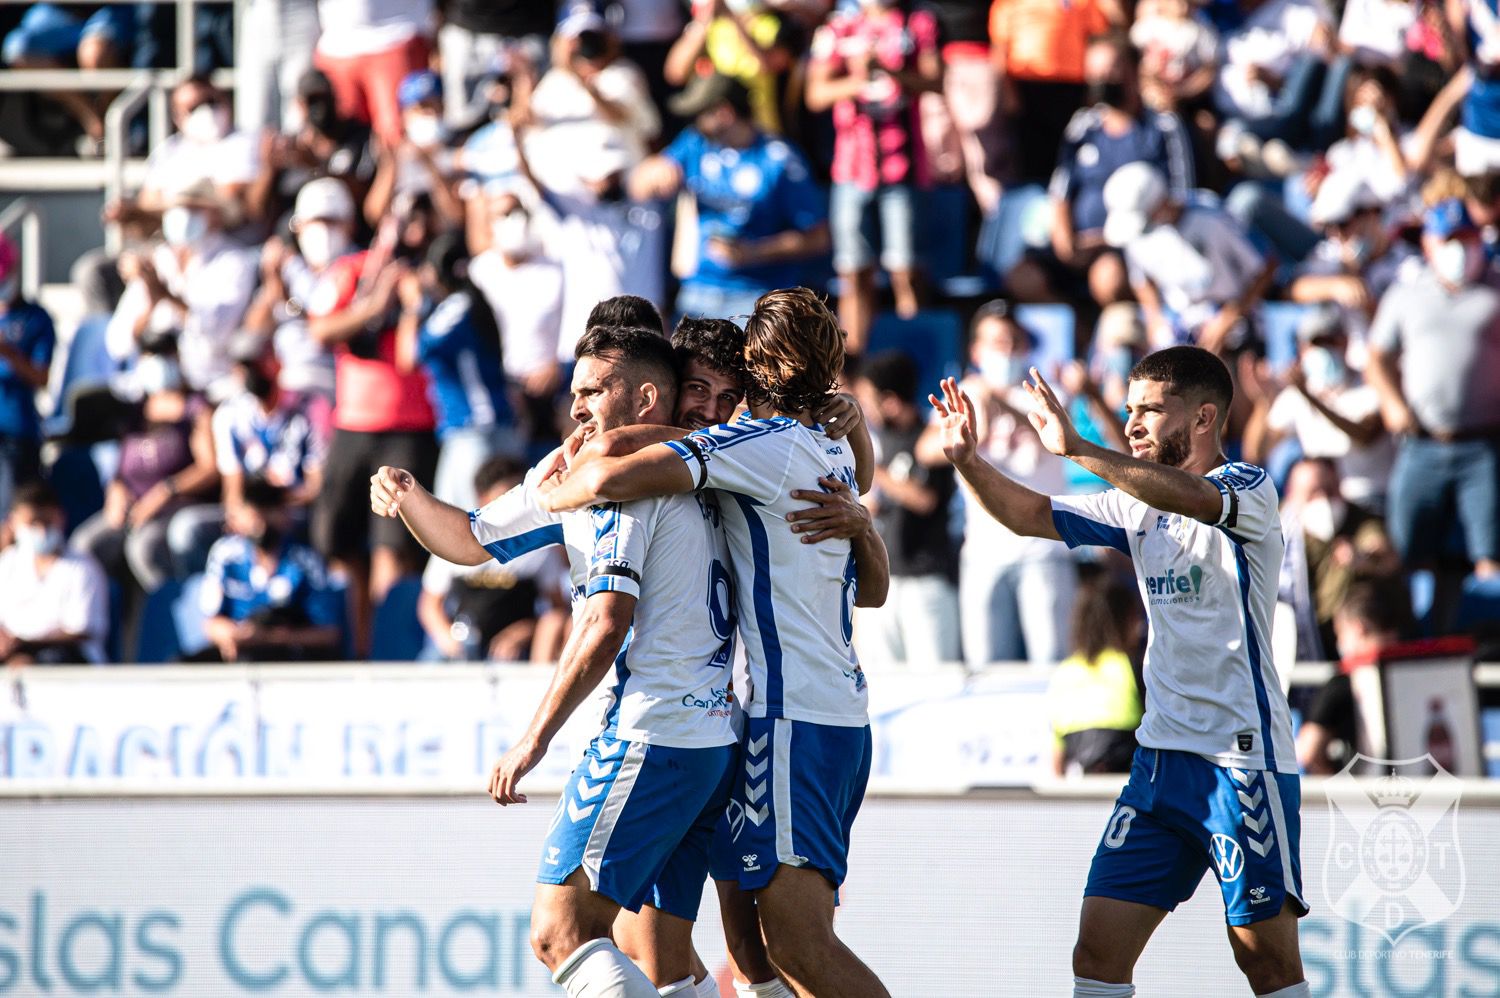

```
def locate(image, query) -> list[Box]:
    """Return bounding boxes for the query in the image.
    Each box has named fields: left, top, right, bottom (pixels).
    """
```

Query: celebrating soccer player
left=931, top=347, right=1308, bottom=998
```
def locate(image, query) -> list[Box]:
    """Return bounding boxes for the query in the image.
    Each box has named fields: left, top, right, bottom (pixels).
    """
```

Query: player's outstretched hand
left=1022, top=368, right=1083, bottom=458
left=370, top=466, right=415, bottom=518
left=487, top=738, right=543, bottom=806
left=815, top=392, right=865, bottom=441
left=928, top=377, right=977, bottom=467
left=787, top=475, right=870, bottom=544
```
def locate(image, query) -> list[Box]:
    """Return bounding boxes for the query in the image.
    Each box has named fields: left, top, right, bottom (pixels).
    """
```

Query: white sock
left=659, top=978, right=697, bottom=997
left=1073, top=978, right=1135, bottom=997
left=734, top=981, right=795, bottom=998
left=1257, top=984, right=1310, bottom=997
left=696, top=976, right=722, bottom=998
left=552, top=939, right=662, bottom=998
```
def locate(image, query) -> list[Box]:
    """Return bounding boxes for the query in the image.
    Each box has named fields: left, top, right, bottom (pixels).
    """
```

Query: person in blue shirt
left=199, top=477, right=342, bottom=662
left=396, top=230, right=519, bottom=514
left=0, top=234, right=56, bottom=517
left=630, top=72, right=830, bottom=323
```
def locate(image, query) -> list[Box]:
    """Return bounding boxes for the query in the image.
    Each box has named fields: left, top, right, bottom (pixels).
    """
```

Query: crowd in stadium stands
left=0, top=0, right=1498, bottom=723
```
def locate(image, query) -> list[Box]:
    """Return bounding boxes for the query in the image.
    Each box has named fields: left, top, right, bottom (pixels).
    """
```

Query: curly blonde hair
left=742, top=287, right=844, bottom=413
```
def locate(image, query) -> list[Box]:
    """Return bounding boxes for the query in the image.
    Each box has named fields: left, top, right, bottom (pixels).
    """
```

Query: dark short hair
left=241, top=476, right=290, bottom=511
left=10, top=480, right=60, bottom=513
left=575, top=324, right=679, bottom=402
left=586, top=295, right=664, bottom=337
left=862, top=349, right=919, bottom=402
left=474, top=454, right=525, bottom=497
left=672, top=316, right=746, bottom=386
left=1335, top=578, right=1409, bottom=636
left=1128, top=346, right=1233, bottom=424
left=1087, top=29, right=1139, bottom=68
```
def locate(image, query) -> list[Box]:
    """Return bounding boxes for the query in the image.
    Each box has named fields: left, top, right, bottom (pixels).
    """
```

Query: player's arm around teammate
left=368, top=466, right=491, bottom=565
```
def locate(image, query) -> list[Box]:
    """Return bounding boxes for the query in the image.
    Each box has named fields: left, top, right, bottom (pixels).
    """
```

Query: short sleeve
left=662, top=129, right=700, bottom=173
left=59, top=556, right=106, bottom=639
left=663, top=420, right=793, bottom=503
left=470, top=465, right=565, bottom=563
left=25, top=309, right=55, bottom=367
left=1207, top=462, right=1278, bottom=540
left=1050, top=490, right=1140, bottom=553
left=417, top=294, right=472, bottom=361
left=1367, top=282, right=1405, bottom=354
left=585, top=501, right=651, bottom=600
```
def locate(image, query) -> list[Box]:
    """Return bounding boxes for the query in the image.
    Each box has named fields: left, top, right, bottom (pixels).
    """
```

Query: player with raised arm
left=931, top=346, right=1308, bottom=998
left=546, top=288, right=893, bottom=998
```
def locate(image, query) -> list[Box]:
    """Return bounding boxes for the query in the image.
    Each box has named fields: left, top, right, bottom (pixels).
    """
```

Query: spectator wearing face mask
left=466, top=193, right=565, bottom=444
left=312, top=0, right=433, bottom=148
left=243, top=178, right=361, bottom=405
left=916, top=300, right=1078, bottom=668
left=199, top=478, right=343, bottom=662
left=1367, top=198, right=1500, bottom=584
left=106, top=180, right=260, bottom=402
left=1243, top=305, right=1394, bottom=513
left=1102, top=161, right=1272, bottom=356
left=104, top=77, right=261, bottom=237
left=363, top=71, right=464, bottom=232
left=0, top=482, right=108, bottom=664
left=246, top=69, right=379, bottom=231
left=0, top=235, right=55, bottom=518
left=1277, top=457, right=1393, bottom=662
left=632, top=73, right=830, bottom=323
left=1007, top=33, right=1195, bottom=316
left=393, top=231, right=517, bottom=513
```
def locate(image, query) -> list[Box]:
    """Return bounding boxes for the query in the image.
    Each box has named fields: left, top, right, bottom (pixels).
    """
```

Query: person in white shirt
left=931, top=345, right=1308, bottom=998
left=106, top=179, right=260, bottom=401
left=0, top=482, right=108, bottom=664
left=1103, top=161, right=1273, bottom=355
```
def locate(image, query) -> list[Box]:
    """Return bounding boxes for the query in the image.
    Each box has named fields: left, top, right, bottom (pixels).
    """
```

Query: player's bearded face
left=1125, top=379, right=1192, bottom=468
left=570, top=356, right=638, bottom=439
left=674, top=360, right=742, bottom=431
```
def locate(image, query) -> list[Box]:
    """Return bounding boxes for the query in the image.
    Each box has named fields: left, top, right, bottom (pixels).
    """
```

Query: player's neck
left=1178, top=449, right=1229, bottom=477
left=748, top=401, right=817, bottom=427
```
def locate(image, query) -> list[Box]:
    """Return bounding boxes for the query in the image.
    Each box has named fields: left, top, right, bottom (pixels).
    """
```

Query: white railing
left=0, top=196, right=42, bottom=299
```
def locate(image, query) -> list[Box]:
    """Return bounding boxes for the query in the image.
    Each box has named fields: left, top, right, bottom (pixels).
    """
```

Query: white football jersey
left=664, top=415, right=869, bottom=728
left=470, top=465, right=737, bottom=750
left=1049, top=462, right=1296, bottom=773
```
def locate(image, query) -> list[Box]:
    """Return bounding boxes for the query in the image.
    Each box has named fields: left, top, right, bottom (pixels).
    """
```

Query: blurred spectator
left=988, top=0, right=1122, bottom=185
left=0, top=234, right=55, bottom=517
left=917, top=301, right=1077, bottom=667
left=1047, top=572, right=1143, bottom=776
left=1278, top=457, right=1396, bottom=661
left=236, top=0, right=320, bottom=132
left=1295, top=577, right=1406, bottom=774
left=72, top=338, right=219, bottom=599
left=244, top=177, right=361, bottom=402
left=305, top=214, right=437, bottom=657
left=312, top=0, right=433, bottom=147
left=467, top=193, right=566, bottom=444
left=929, top=0, right=1007, bottom=213
left=854, top=350, right=960, bottom=666
left=806, top=0, right=942, bottom=354
left=1131, top=0, right=1220, bottom=116
left=107, top=179, right=260, bottom=401
left=363, top=70, right=464, bottom=230
left=0, top=482, right=108, bottom=664
left=1089, top=301, right=1149, bottom=415
left=665, top=0, right=796, bottom=134
left=395, top=231, right=517, bottom=511
left=2, top=2, right=130, bottom=154
left=199, top=478, right=343, bottom=662
left=106, top=77, right=260, bottom=236
left=213, top=333, right=326, bottom=532
left=1102, top=162, right=1271, bottom=355
left=1213, top=0, right=1340, bottom=172
left=1453, top=0, right=1500, bottom=176
left=1337, top=0, right=1418, bottom=70
left=1367, top=199, right=1500, bottom=582
left=1321, top=67, right=1413, bottom=205
left=1243, top=306, right=1394, bottom=513
left=437, top=0, right=550, bottom=126
left=633, top=73, right=829, bottom=322
left=1007, top=33, right=1194, bottom=313
left=417, top=456, right=570, bottom=662
left=456, top=58, right=527, bottom=189
left=245, top=69, right=379, bottom=229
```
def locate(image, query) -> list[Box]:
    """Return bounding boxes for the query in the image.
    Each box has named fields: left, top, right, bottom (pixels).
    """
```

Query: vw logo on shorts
left=1212, top=833, right=1245, bottom=882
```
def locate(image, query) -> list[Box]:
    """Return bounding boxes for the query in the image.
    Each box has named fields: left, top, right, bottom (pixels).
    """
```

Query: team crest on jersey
left=1324, top=756, right=1465, bottom=944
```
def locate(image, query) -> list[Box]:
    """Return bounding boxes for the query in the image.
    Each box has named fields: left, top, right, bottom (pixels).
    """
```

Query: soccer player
left=930, top=347, right=1308, bottom=998
left=546, top=288, right=893, bottom=998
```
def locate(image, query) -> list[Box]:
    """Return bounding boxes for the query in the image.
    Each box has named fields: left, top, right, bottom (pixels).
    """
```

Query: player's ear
left=636, top=380, right=661, bottom=419
left=1195, top=401, right=1218, bottom=435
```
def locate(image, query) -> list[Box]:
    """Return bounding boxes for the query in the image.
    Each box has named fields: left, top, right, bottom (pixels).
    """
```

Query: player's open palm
left=370, top=466, right=415, bottom=518
left=929, top=377, right=978, bottom=466
left=1023, top=368, right=1081, bottom=458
